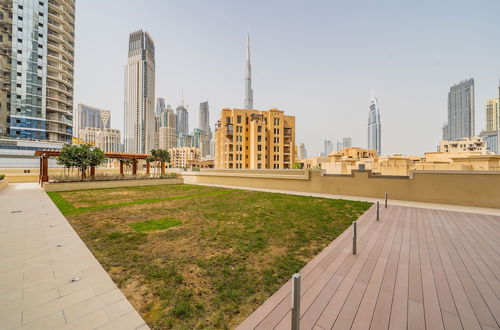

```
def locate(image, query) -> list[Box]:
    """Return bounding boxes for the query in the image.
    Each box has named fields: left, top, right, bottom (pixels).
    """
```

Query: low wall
left=0, top=178, right=7, bottom=191
left=182, top=169, right=500, bottom=208
left=44, top=177, right=184, bottom=192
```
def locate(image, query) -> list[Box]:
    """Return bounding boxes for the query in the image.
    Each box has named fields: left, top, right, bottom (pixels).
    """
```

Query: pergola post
left=161, top=160, right=165, bottom=176
left=41, top=155, right=49, bottom=184
left=119, top=160, right=124, bottom=177
left=39, top=156, right=42, bottom=184
left=132, top=159, right=138, bottom=176
left=146, top=161, right=150, bottom=175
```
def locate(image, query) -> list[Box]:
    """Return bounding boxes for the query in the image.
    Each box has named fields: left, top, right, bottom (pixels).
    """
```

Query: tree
left=148, top=149, right=170, bottom=177
left=292, top=162, right=303, bottom=169
left=57, top=144, right=106, bottom=181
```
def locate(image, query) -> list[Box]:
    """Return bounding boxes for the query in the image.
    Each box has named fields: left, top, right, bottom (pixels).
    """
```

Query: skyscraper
left=159, top=105, right=177, bottom=150
left=124, top=30, right=155, bottom=153
left=176, top=105, right=188, bottom=136
left=324, top=139, right=333, bottom=156
left=298, top=143, right=307, bottom=160
left=0, top=0, right=75, bottom=142
left=443, top=79, right=475, bottom=141
left=73, top=104, right=110, bottom=138
left=156, top=97, right=165, bottom=116
left=244, top=33, right=253, bottom=110
left=342, top=137, right=352, bottom=148
left=368, top=91, right=382, bottom=155
left=199, top=101, right=210, bottom=136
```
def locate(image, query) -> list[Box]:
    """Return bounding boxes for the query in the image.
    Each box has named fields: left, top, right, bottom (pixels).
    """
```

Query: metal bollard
left=385, top=192, right=388, bottom=208
left=352, top=221, right=357, bottom=255
left=377, top=201, right=380, bottom=221
left=291, top=273, right=301, bottom=330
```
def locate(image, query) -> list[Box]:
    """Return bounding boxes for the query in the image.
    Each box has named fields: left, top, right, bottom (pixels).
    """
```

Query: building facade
left=168, top=147, right=200, bottom=168
left=342, top=137, right=352, bottom=148
left=79, top=127, right=121, bottom=153
left=158, top=105, right=177, bottom=150
left=124, top=30, right=155, bottom=154
left=368, top=92, right=382, bottom=155
left=0, top=0, right=75, bottom=142
left=244, top=33, right=253, bottom=110
left=215, top=108, right=295, bottom=169
left=177, top=132, right=193, bottom=148
left=444, top=78, right=475, bottom=141
left=175, top=104, right=188, bottom=135
left=73, top=104, right=110, bottom=138
left=155, top=97, right=165, bottom=117
left=323, top=139, right=333, bottom=157
left=439, top=137, right=487, bottom=154
left=298, top=143, right=307, bottom=160
left=199, top=101, right=210, bottom=136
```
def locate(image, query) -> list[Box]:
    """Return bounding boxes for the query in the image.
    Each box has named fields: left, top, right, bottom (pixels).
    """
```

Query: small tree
left=148, top=149, right=170, bottom=177
left=292, top=162, right=303, bottom=169
left=57, top=144, right=106, bottom=181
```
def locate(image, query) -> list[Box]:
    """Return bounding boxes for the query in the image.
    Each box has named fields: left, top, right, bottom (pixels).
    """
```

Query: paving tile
left=104, top=298, right=135, bottom=321
left=20, top=311, right=66, bottom=330
left=63, top=288, right=125, bottom=323
left=95, top=310, right=148, bottom=330
left=56, top=309, right=109, bottom=330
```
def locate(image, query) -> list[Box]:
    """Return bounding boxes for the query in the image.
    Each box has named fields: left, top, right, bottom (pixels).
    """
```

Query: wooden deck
left=237, top=205, right=500, bottom=330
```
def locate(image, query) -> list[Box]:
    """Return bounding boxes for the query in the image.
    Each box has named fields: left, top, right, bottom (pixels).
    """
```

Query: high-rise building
left=479, top=81, right=500, bottom=154
left=156, top=97, right=165, bottom=116
left=342, top=137, right=352, bottom=148
left=158, top=105, right=177, bottom=150
left=73, top=104, right=110, bottom=138
left=324, top=139, right=333, bottom=156
left=215, top=108, right=295, bottom=169
left=79, top=127, right=121, bottom=153
left=244, top=33, right=253, bottom=110
left=485, top=98, right=499, bottom=132
left=0, top=0, right=75, bottom=142
left=298, top=143, right=307, bottom=160
left=124, top=30, right=155, bottom=153
left=443, top=79, right=475, bottom=141
left=176, top=104, right=188, bottom=136
left=177, top=132, right=193, bottom=148
left=368, top=91, right=382, bottom=155
left=199, top=101, right=210, bottom=136
left=193, top=128, right=210, bottom=158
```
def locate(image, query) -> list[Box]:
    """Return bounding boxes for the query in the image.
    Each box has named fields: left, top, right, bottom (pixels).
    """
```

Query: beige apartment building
left=168, top=147, right=200, bottom=168
left=439, top=137, right=487, bottom=154
left=79, top=127, right=121, bottom=153
left=485, top=98, right=499, bottom=131
left=215, top=108, right=295, bottom=169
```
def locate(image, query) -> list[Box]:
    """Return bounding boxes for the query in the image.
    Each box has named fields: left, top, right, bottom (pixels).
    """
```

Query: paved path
left=238, top=204, right=500, bottom=330
left=0, top=183, right=149, bottom=330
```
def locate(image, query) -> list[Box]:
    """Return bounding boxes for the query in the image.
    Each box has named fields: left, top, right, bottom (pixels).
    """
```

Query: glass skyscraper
left=443, top=79, right=475, bottom=141
left=0, top=0, right=75, bottom=142
left=368, top=92, right=381, bottom=155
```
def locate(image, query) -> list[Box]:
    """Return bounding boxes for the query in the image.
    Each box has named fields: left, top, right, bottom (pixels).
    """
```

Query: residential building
left=177, top=133, right=193, bottom=148
left=368, top=91, right=382, bottom=155
left=324, top=139, right=334, bottom=156
left=479, top=130, right=498, bottom=154
left=443, top=78, right=475, bottom=140
left=244, top=33, right=253, bottom=110
left=176, top=104, right=188, bottom=135
left=158, top=105, right=177, bottom=150
left=199, top=101, right=211, bottom=137
left=438, top=137, right=487, bottom=154
left=342, top=137, right=352, bottom=148
left=485, top=98, right=499, bottom=131
left=124, top=30, right=155, bottom=153
left=298, top=143, right=307, bottom=160
left=156, top=97, right=165, bottom=116
left=193, top=128, right=210, bottom=158
left=168, top=147, right=200, bottom=168
left=79, top=127, right=121, bottom=153
left=214, top=108, right=296, bottom=169
left=0, top=0, right=75, bottom=142
left=73, top=104, right=110, bottom=138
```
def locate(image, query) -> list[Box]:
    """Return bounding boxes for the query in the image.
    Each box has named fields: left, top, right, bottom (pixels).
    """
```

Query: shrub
left=0, top=174, right=4, bottom=180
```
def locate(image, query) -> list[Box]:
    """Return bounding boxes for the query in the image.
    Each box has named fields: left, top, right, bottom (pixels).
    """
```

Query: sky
left=74, top=0, right=500, bottom=157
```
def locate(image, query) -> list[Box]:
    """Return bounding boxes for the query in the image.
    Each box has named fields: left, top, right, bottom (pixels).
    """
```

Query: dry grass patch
left=50, top=184, right=370, bottom=329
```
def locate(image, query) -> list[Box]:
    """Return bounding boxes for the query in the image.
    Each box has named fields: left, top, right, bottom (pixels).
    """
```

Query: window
left=257, top=145, right=262, bottom=151
left=18, top=16, right=23, bottom=21
left=17, top=50, right=22, bottom=54
left=237, top=115, right=242, bottom=124
left=18, top=27, right=23, bottom=32
left=18, top=5, right=23, bottom=9
left=258, top=136, right=261, bottom=142
left=258, top=126, right=262, bottom=132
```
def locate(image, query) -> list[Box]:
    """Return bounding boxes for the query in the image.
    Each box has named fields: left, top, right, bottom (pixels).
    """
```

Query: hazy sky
left=74, top=0, right=500, bottom=156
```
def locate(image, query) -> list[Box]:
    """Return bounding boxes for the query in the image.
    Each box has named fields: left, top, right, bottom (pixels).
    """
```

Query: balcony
left=226, top=124, right=233, bottom=137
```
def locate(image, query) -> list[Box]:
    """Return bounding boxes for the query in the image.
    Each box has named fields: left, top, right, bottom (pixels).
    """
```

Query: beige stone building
left=439, top=137, right=487, bottom=154
left=485, top=98, right=499, bottom=131
left=214, top=108, right=295, bottom=169
left=168, top=147, right=200, bottom=168
left=79, top=127, right=121, bottom=153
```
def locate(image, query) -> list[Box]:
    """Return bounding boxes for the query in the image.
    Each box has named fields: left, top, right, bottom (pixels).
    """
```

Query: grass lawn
left=48, top=184, right=371, bottom=329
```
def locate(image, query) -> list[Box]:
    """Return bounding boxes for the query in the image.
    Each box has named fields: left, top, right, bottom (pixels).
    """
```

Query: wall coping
left=181, top=170, right=310, bottom=180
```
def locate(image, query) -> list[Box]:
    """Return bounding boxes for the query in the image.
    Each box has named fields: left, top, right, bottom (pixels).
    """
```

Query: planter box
left=0, top=178, right=8, bottom=191
left=43, top=177, right=183, bottom=192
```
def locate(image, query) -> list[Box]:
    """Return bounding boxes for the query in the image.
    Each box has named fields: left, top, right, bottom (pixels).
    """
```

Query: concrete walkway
left=187, top=182, right=500, bottom=216
left=0, top=183, right=149, bottom=330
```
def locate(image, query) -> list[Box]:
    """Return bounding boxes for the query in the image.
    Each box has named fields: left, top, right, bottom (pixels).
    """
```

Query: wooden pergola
left=34, top=150, right=166, bottom=184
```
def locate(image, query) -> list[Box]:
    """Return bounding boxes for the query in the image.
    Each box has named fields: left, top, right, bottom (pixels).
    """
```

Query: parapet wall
left=182, top=169, right=500, bottom=208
